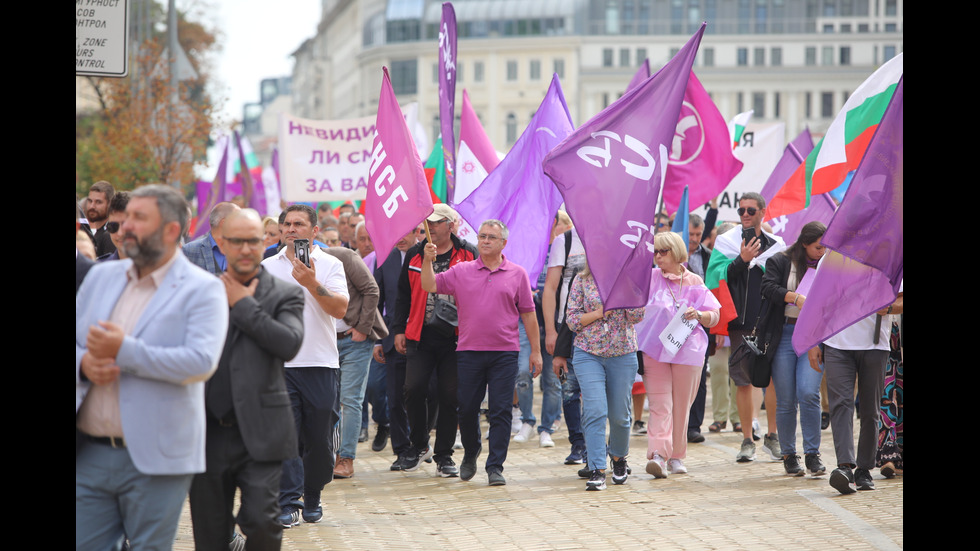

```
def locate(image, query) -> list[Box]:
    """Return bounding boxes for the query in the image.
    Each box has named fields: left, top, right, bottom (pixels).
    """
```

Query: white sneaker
left=645, top=454, right=668, bottom=478
left=667, top=458, right=688, bottom=474
left=511, top=407, right=523, bottom=433
left=453, top=430, right=463, bottom=450
left=539, top=431, right=555, bottom=448
left=513, top=423, right=534, bottom=443
left=552, top=418, right=562, bottom=433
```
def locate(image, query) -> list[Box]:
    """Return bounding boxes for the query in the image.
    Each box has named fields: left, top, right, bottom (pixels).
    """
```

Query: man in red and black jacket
left=391, top=204, right=477, bottom=476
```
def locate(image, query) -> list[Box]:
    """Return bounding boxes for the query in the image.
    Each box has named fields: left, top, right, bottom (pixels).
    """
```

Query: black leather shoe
left=854, top=468, right=875, bottom=491
left=372, top=425, right=390, bottom=452
left=687, top=430, right=705, bottom=443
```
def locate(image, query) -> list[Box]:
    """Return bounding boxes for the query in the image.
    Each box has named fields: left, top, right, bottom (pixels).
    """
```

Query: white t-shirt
left=262, top=246, right=349, bottom=368
left=547, top=229, right=586, bottom=323
left=824, top=281, right=902, bottom=352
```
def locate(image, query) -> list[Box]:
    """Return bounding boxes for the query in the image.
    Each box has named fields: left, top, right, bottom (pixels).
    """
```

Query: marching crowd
left=76, top=182, right=902, bottom=550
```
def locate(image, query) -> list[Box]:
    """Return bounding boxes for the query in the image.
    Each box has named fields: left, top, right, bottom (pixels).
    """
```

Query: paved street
left=172, top=394, right=902, bottom=550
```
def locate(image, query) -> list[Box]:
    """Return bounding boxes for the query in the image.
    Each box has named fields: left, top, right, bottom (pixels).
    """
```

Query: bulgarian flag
left=728, top=110, right=753, bottom=149
left=423, top=137, right=448, bottom=204
left=704, top=226, right=786, bottom=335
left=767, top=53, right=903, bottom=220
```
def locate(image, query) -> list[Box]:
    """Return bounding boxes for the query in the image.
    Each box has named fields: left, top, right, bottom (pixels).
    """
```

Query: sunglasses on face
left=106, top=221, right=121, bottom=234
left=737, top=207, right=758, bottom=216
left=654, top=249, right=671, bottom=256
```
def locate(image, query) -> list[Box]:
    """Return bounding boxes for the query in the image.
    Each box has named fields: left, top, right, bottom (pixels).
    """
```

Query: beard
left=123, top=226, right=166, bottom=268
left=87, top=207, right=107, bottom=224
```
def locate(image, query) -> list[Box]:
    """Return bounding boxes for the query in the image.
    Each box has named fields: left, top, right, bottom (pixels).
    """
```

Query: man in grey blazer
left=76, top=185, right=229, bottom=550
left=189, top=209, right=305, bottom=550
left=183, top=201, right=241, bottom=275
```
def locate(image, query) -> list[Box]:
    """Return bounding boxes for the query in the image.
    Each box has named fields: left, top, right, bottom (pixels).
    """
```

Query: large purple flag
left=192, top=137, right=229, bottom=239
left=456, top=74, right=574, bottom=286
left=793, top=77, right=903, bottom=355
left=543, top=24, right=704, bottom=310
left=365, top=68, right=435, bottom=265
left=438, top=3, right=458, bottom=203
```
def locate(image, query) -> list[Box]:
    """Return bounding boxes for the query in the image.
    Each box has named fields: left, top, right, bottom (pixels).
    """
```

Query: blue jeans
left=361, top=357, right=389, bottom=429
left=337, top=335, right=375, bottom=459
left=572, top=347, right=638, bottom=471
left=561, top=357, right=584, bottom=449
left=516, top=320, right=561, bottom=433
left=770, top=323, right=823, bottom=456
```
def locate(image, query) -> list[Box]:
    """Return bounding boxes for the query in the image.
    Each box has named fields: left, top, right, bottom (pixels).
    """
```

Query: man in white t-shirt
left=814, top=287, right=903, bottom=495
left=262, top=205, right=349, bottom=526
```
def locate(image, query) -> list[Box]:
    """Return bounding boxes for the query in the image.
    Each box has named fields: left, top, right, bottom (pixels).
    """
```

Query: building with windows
left=290, top=0, right=903, bottom=151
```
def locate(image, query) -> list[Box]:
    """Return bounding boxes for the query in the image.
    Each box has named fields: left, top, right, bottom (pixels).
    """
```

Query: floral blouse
left=566, top=274, right=645, bottom=358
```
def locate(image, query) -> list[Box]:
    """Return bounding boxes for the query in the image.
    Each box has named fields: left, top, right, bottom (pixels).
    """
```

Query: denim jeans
left=516, top=320, right=561, bottom=433
left=770, top=323, right=823, bottom=456
left=561, top=357, right=584, bottom=449
left=572, top=346, right=638, bottom=471
left=361, top=357, right=389, bottom=429
left=337, top=335, right=375, bottom=459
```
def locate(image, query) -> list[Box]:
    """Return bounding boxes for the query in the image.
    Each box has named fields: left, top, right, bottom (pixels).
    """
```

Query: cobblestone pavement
left=172, top=398, right=902, bottom=550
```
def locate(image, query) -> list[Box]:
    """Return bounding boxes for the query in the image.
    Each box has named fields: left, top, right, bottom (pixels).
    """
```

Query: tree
left=76, top=1, right=221, bottom=195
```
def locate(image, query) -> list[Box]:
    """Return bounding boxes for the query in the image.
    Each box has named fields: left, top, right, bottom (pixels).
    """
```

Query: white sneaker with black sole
left=586, top=469, right=606, bottom=491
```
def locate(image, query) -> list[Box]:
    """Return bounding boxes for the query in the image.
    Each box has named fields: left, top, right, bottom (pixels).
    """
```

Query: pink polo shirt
left=434, top=254, right=535, bottom=352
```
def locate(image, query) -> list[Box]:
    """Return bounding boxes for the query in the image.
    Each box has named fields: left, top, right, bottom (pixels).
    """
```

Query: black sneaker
left=805, top=453, right=826, bottom=476
left=436, top=457, right=459, bottom=478
left=278, top=506, right=300, bottom=528
left=854, top=468, right=875, bottom=491
left=821, top=412, right=831, bottom=430
left=829, top=466, right=857, bottom=495
left=564, top=444, right=586, bottom=465
left=372, top=425, right=390, bottom=452
left=390, top=453, right=407, bottom=471
left=783, top=454, right=804, bottom=476
left=578, top=466, right=592, bottom=479
left=611, top=456, right=631, bottom=485
left=402, top=446, right=432, bottom=472
left=586, top=469, right=606, bottom=491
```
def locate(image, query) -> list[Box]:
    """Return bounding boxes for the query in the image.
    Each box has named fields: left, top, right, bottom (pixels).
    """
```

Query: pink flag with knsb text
left=662, top=71, right=743, bottom=215
left=365, top=67, right=434, bottom=265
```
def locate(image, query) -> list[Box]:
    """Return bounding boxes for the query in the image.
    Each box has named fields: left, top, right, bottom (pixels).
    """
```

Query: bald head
left=209, top=202, right=241, bottom=236
left=218, top=208, right=266, bottom=282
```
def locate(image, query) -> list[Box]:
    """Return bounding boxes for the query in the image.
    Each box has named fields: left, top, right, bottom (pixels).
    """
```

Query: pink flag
left=662, top=71, right=743, bottom=215
left=365, top=68, right=435, bottom=265
left=454, top=89, right=499, bottom=204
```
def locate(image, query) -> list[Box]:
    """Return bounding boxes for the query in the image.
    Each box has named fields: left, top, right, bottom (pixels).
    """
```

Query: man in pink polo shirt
left=421, top=219, right=543, bottom=486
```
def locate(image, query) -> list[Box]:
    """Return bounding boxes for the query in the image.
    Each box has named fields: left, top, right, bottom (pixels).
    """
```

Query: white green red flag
left=728, top=110, right=753, bottom=149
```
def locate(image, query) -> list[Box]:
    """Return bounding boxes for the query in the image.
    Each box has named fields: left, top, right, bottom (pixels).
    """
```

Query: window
left=620, top=48, right=630, bottom=67
left=602, top=93, right=610, bottom=109
left=703, top=47, right=715, bottom=67
left=457, top=62, right=463, bottom=83
left=805, top=47, right=816, bottom=66
left=432, top=63, right=439, bottom=84
left=752, top=92, right=765, bottom=118
left=637, top=47, right=647, bottom=64
left=390, top=59, right=417, bottom=95
left=737, top=91, right=745, bottom=113
left=771, top=47, right=782, bottom=66
left=530, top=59, right=541, bottom=80
left=773, top=92, right=780, bottom=118
left=474, top=61, right=484, bottom=83
left=603, top=48, right=614, bottom=67
left=840, top=23, right=851, bottom=33
left=823, top=23, right=834, bottom=33
left=506, top=113, right=517, bottom=145
left=821, top=92, right=833, bottom=118
left=822, top=46, right=834, bottom=66
left=883, top=45, right=897, bottom=62
left=754, top=47, right=765, bottom=66
left=839, top=46, right=851, bottom=65
left=737, top=47, right=748, bottom=66
left=507, top=60, right=518, bottom=81
left=858, top=23, right=869, bottom=32
left=553, top=58, right=565, bottom=79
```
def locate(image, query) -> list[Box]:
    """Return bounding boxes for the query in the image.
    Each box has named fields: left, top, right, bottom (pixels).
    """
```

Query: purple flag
left=769, top=193, right=837, bottom=247
left=761, top=128, right=814, bottom=202
left=192, top=138, right=229, bottom=239
left=792, top=77, right=903, bottom=355
left=456, top=74, right=574, bottom=286
left=625, top=58, right=650, bottom=93
left=543, top=24, right=704, bottom=310
left=365, top=67, right=435, bottom=266
left=438, top=3, right=458, bottom=203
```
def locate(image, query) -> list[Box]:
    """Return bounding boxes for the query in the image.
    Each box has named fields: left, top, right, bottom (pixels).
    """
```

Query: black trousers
left=404, top=338, right=459, bottom=460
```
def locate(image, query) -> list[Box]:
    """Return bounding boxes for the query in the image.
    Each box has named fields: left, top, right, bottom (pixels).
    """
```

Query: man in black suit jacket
left=189, top=210, right=305, bottom=551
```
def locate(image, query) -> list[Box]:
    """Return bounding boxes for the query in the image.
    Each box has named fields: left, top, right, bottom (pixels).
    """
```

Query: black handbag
left=730, top=298, right=778, bottom=388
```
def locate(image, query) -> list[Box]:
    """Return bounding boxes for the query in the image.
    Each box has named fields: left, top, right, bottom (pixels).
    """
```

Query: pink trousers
left=642, top=353, right=703, bottom=461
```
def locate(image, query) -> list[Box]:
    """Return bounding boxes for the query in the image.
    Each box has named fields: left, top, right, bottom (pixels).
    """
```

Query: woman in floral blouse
left=566, top=257, right=645, bottom=491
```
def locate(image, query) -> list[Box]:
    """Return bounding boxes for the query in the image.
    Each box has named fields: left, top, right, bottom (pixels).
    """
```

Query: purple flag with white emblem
left=543, top=24, right=704, bottom=310
left=438, top=3, right=458, bottom=202
left=792, top=77, right=903, bottom=355
left=365, top=68, right=435, bottom=266
left=456, top=74, right=574, bottom=286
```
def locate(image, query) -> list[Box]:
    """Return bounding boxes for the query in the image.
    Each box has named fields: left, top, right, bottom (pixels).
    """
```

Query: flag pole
left=423, top=220, right=432, bottom=243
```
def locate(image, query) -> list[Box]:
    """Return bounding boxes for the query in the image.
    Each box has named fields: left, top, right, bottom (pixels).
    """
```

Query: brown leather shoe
left=334, top=456, right=354, bottom=479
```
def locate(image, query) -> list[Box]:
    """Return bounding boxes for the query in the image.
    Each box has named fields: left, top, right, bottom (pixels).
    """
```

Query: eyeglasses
left=428, top=217, right=449, bottom=225
left=478, top=233, right=502, bottom=242
left=223, top=237, right=263, bottom=248
left=653, top=248, right=672, bottom=256
left=737, top=207, right=758, bottom=216
left=106, top=221, right=121, bottom=234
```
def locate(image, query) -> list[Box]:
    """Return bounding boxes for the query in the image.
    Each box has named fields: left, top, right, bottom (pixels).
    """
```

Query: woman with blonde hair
left=635, top=232, right=720, bottom=478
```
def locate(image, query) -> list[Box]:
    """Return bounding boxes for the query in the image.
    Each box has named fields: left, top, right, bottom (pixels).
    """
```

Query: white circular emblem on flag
left=668, top=101, right=704, bottom=166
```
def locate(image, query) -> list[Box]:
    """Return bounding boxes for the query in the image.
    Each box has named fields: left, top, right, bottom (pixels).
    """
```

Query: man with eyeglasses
left=184, top=202, right=241, bottom=275
left=188, top=209, right=305, bottom=550
left=709, top=192, right=786, bottom=463
left=97, top=191, right=131, bottom=262
left=391, top=204, right=477, bottom=476
left=421, top=219, right=542, bottom=486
